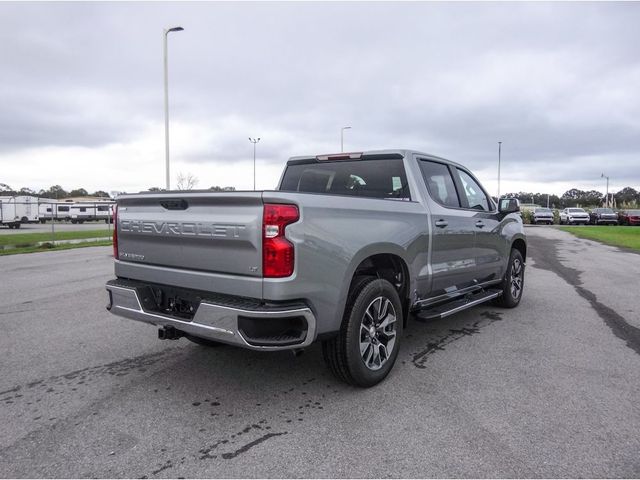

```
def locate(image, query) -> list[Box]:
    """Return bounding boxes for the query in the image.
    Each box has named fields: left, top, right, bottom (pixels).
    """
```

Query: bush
left=521, top=210, right=533, bottom=224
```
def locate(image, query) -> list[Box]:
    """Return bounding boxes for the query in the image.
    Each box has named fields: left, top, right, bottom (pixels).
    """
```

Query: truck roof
left=286, top=149, right=465, bottom=169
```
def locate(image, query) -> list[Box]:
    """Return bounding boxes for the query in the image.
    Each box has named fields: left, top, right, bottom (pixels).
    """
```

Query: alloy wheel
left=510, top=258, right=523, bottom=299
left=359, top=296, right=397, bottom=371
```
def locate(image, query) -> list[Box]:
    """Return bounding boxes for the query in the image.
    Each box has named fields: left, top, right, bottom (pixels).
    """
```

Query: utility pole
left=601, top=173, right=609, bottom=208
left=249, top=137, right=261, bottom=190
left=163, top=26, right=184, bottom=190
left=341, top=126, right=351, bottom=152
left=497, top=141, right=502, bottom=199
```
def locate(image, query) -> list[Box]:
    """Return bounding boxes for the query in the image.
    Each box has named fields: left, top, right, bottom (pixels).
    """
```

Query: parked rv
left=69, top=201, right=115, bottom=223
left=38, top=199, right=115, bottom=223
left=38, top=201, right=72, bottom=222
left=0, top=196, right=39, bottom=228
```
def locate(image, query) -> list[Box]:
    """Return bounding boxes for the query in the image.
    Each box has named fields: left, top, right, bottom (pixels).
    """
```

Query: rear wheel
left=322, top=277, right=403, bottom=387
left=493, top=248, right=525, bottom=308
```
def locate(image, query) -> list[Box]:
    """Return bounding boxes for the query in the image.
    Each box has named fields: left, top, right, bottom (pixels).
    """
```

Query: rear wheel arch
left=512, top=238, right=526, bottom=261
left=340, top=252, right=412, bottom=329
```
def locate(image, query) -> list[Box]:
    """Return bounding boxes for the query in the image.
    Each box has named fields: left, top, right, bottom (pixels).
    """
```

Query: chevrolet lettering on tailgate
left=120, top=220, right=247, bottom=238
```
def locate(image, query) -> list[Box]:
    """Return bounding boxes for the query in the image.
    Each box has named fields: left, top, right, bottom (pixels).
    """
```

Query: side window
left=456, top=169, right=491, bottom=211
left=419, top=160, right=460, bottom=208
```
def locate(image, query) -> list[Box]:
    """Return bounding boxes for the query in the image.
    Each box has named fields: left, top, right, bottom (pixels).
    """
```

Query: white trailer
left=38, top=200, right=73, bottom=222
left=95, top=203, right=115, bottom=223
left=0, top=196, right=39, bottom=228
left=69, top=201, right=115, bottom=223
left=38, top=199, right=58, bottom=222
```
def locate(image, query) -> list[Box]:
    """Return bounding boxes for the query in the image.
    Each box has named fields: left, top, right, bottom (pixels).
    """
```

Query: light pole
left=601, top=173, right=610, bottom=208
left=341, top=126, right=351, bottom=152
left=497, top=141, right=502, bottom=199
left=164, top=26, right=184, bottom=190
left=249, top=137, right=260, bottom=190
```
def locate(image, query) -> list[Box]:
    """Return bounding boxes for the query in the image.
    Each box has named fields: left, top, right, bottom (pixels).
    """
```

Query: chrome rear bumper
left=106, top=282, right=317, bottom=351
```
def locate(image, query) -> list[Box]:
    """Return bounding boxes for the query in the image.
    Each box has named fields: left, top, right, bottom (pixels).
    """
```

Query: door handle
left=435, top=219, right=448, bottom=228
left=475, top=220, right=485, bottom=228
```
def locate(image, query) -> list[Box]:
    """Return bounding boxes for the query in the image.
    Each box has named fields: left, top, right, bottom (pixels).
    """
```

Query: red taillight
left=263, top=203, right=299, bottom=278
left=112, top=205, right=118, bottom=258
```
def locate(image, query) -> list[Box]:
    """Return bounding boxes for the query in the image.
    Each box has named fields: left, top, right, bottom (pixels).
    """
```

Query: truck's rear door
left=115, top=192, right=264, bottom=280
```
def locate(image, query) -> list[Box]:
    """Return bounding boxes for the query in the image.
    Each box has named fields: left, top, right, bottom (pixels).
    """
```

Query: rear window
left=280, top=158, right=410, bottom=200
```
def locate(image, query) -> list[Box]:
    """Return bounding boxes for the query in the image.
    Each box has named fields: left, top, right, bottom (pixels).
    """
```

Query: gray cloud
left=0, top=2, right=639, bottom=193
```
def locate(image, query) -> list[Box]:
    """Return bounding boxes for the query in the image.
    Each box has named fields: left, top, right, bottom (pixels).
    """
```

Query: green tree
left=615, top=187, right=639, bottom=206
left=0, top=183, right=15, bottom=195
left=41, top=185, right=68, bottom=199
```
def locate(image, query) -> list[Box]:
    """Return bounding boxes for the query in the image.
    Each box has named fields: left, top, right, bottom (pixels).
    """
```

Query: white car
left=559, top=208, right=590, bottom=225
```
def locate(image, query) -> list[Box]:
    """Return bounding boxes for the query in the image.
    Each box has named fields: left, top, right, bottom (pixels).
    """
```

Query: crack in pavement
left=0, top=348, right=182, bottom=407
left=528, top=233, right=640, bottom=356
left=221, top=432, right=287, bottom=460
left=411, top=311, right=504, bottom=369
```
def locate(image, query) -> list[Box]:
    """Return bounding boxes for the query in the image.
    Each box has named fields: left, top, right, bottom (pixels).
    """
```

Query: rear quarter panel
left=263, top=191, right=429, bottom=334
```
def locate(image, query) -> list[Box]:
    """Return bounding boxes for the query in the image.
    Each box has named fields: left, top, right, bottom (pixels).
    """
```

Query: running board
left=414, top=289, right=502, bottom=321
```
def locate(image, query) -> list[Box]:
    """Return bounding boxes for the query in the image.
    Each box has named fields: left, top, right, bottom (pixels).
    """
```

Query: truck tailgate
left=116, top=192, right=263, bottom=278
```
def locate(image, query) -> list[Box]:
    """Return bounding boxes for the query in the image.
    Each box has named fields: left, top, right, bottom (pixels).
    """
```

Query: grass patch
left=0, top=240, right=112, bottom=256
left=0, top=229, right=112, bottom=246
left=558, top=226, right=640, bottom=251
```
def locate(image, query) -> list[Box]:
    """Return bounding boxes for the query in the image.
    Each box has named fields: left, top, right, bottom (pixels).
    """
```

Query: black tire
left=493, top=248, right=525, bottom=308
left=322, top=277, right=403, bottom=388
left=14, top=223, right=21, bottom=229
left=185, top=334, right=223, bottom=347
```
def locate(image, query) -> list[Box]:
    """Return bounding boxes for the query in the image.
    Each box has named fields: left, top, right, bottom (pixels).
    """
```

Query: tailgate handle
left=160, top=199, right=189, bottom=210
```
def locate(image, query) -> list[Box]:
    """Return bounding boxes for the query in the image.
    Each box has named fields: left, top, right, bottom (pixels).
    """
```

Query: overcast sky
left=1, top=1, right=639, bottom=196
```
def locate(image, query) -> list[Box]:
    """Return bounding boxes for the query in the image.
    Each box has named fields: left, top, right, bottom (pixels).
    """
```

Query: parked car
left=532, top=207, right=554, bottom=225
left=589, top=208, right=618, bottom=225
left=618, top=209, right=640, bottom=226
left=559, top=208, right=590, bottom=225
left=105, top=149, right=526, bottom=387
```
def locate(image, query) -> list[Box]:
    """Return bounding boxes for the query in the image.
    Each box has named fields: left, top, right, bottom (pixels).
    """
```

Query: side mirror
left=499, top=198, right=520, bottom=214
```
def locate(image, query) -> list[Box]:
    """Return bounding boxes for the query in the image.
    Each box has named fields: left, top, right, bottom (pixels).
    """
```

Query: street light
left=341, top=126, right=352, bottom=152
left=163, top=26, right=184, bottom=190
left=601, top=173, right=610, bottom=208
left=249, top=137, right=261, bottom=190
left=497, top=141, right=502, bottom=199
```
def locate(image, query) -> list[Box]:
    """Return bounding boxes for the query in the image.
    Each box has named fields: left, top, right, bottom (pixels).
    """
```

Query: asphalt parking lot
left=1, top=227, right=639, bottom=478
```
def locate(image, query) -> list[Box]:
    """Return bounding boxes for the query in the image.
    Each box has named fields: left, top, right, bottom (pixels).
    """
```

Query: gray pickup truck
left=106, top=149, right=525, bottom=387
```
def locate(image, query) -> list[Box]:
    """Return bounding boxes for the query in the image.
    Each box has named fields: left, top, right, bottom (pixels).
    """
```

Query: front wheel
left=493, top=249, right=525, bottom=308
left=322, top=277, right=403, bottom=387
